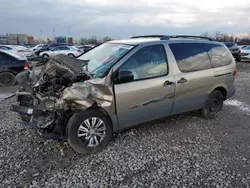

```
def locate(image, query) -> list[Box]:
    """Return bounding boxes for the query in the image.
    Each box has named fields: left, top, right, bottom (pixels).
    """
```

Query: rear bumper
left=226, top=86, right=236, bottom=99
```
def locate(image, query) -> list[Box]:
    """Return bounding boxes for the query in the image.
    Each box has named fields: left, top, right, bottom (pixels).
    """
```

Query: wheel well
left=0, top=70, right=16, bottom=75
left=88, top=106, right=114, bottom=131
left=214, top=87, right=227, bottom=100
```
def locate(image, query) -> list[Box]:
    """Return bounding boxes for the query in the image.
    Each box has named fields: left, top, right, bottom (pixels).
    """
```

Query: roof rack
left=131, top=35, right=167, bottom=39
left=131, top=35, right=213, bottom=41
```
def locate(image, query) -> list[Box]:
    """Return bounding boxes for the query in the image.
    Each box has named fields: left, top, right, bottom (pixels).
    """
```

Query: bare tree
left=102, top=36, right=112, bottom=42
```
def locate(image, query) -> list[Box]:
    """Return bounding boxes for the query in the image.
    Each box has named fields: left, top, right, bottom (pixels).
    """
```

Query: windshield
left=244, top=46, right=250, bottom=50
left=77, top=43, right=134, bottom=78
left=224, top=42, right=238, bottom=48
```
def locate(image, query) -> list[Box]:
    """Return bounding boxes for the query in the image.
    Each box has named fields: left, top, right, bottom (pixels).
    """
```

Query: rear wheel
left=201, top=90, right=224, bottom=119
left=42, top=54, right=49, bottom=59
left=0, top=72, right=16, bottom=87
left=67, top=109, right=113, bottom=155
left=68, top=53, right=75, bottom=58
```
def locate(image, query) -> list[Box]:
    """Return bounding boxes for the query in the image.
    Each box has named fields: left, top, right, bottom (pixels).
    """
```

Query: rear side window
left=169, top=43, right=212, bottom=72
left=204, top=44, right=232, bottom=68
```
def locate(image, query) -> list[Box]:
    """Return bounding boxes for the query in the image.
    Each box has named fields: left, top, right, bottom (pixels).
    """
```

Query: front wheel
left=66, top=109, right=113, bottom=155
left=201, top=90, right=224, bottom=119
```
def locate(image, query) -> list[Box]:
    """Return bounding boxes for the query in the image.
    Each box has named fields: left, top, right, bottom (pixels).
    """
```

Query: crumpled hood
left=56, top=70, right=113, bottom=110
left=45, top=54, right=86, bottom=74
left=16, top=54, right=114, bottom=113
left=38, top=54, right=88, bottom=83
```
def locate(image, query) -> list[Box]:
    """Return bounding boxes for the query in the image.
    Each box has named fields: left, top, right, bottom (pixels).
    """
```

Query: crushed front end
left=11, top=54, right=113, bottom=140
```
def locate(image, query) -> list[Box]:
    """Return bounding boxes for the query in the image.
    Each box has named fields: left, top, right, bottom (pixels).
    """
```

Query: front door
left=114, top=44, right=175, bottom=130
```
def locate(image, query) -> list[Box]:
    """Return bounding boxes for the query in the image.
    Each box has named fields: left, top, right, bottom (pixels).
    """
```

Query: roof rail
left=131, top=35, right=213, bottom=41
left=131, top=35, right=169, bottom=39
left=168, top=35, right=213, bottom=41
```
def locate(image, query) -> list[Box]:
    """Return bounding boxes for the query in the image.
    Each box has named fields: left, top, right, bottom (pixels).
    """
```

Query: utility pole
left=53, top=28, right=55, bottom=43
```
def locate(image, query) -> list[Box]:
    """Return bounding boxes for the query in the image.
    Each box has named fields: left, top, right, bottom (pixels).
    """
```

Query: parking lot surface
left=0, top=62, right=250, bottom=187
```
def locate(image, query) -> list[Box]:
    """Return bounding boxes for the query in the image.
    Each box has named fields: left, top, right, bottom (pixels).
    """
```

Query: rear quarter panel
left=208, top=49, right=236, bottom=94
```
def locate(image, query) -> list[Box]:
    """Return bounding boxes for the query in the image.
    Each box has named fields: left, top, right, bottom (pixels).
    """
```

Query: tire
left=66, top=109, right=113, bottom=155
left=68, top=53, right=75, bottom=58
left=0, top=72, right=16, bottom=87
left=42, top=54, right=49, bottom=59
left=201, top=90, right=224, bottom=119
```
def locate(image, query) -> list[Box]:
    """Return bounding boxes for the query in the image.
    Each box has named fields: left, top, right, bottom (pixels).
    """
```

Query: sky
left=0, top=0, right=250, bottom=38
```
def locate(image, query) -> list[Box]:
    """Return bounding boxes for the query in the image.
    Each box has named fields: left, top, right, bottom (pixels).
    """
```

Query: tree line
left=81, top=36, right=112, bottom=45
left=201, top=32, right=250, bottom=45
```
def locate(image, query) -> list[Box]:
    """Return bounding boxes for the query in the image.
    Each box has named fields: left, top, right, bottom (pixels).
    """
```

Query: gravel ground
left=0, top=62, right=250, bottom=187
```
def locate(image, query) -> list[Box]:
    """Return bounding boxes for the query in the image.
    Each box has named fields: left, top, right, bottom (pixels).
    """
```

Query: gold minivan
left=12, top=35, right=236, bottom=154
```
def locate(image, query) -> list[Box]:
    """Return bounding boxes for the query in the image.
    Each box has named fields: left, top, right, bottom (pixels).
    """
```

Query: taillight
left=24, top=63, right=29, bottom=70
left=17, top=50, right=24, bottom=52
left=77, top=49, right=81, bottom=52
left=233, top=68, right=237, bottom=76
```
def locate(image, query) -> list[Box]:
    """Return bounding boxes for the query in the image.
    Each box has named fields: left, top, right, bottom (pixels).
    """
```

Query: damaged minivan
left=11, top=35, right=236, bottom=154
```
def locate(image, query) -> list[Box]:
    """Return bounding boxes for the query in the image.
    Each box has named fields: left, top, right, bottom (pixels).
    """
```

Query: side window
left=118, top=45, right=168, bottom=80
left=63, top=46, right=70, bottom=50
left=169, top=43, right=212, bottom=72
left=204, top=43, right=232, bottom=68
left=0, top=46, right=9, bottom=50
left=58, top=46, right=67, bottom=50
left=52, top=47, right=60, bottom=51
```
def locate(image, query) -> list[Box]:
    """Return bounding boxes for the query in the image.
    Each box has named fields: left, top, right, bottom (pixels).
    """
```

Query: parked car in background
left=0, top=49, right=28, bottom=86
left=39, top=45, right=82, bottom=58
left=23, top=44, right=36, bottom=48
left=239, top=45, right=247, bottom=49
left=35, top=43, right=70, bottom=56
left=223, top=42, right=241, bottom=62
left=12, top=35, right=236, bottom=154
left=0, top=45, right=34, bottom=59
left=78, top=44, right=95, bottom=53
left=240, top=46, right=250, bottom=61
left=31, top=44, right=47, bottom=52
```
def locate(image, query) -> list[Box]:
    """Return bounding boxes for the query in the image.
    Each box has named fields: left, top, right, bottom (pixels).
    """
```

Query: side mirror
left=116, top=70, right=134, bottom=84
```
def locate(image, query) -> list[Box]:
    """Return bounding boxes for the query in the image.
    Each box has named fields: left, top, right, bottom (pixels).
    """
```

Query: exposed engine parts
left=13, top=54, right=113, bottom=139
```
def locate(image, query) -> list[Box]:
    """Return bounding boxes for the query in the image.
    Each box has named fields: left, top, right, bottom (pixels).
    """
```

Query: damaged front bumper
left=11, top=104, right=56, bottom=128
left=12, top=104, right=49, bottom=117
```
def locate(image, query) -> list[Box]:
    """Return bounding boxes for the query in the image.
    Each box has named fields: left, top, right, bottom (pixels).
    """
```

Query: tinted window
left=119, top=45, right=168, bottom=80
left=244, top=46, right=250, bottom=50
left=169, top=43, right=211, bottom=72
left=204, top=43, right=232, bottom=67
left=224, top=42, right=238, bottom=48
left=0, top=46, right=12, bottom=50
left=61, top=46, right=70, bottom=50
left=0, top=52, right=17, bottom=65
left=52, top=47, right=60, bottom=51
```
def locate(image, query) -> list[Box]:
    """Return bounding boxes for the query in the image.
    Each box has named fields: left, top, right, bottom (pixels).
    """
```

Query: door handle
left=163, top=80, right=174, bottom=86
left=177, top=77, right=187, bottom=84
